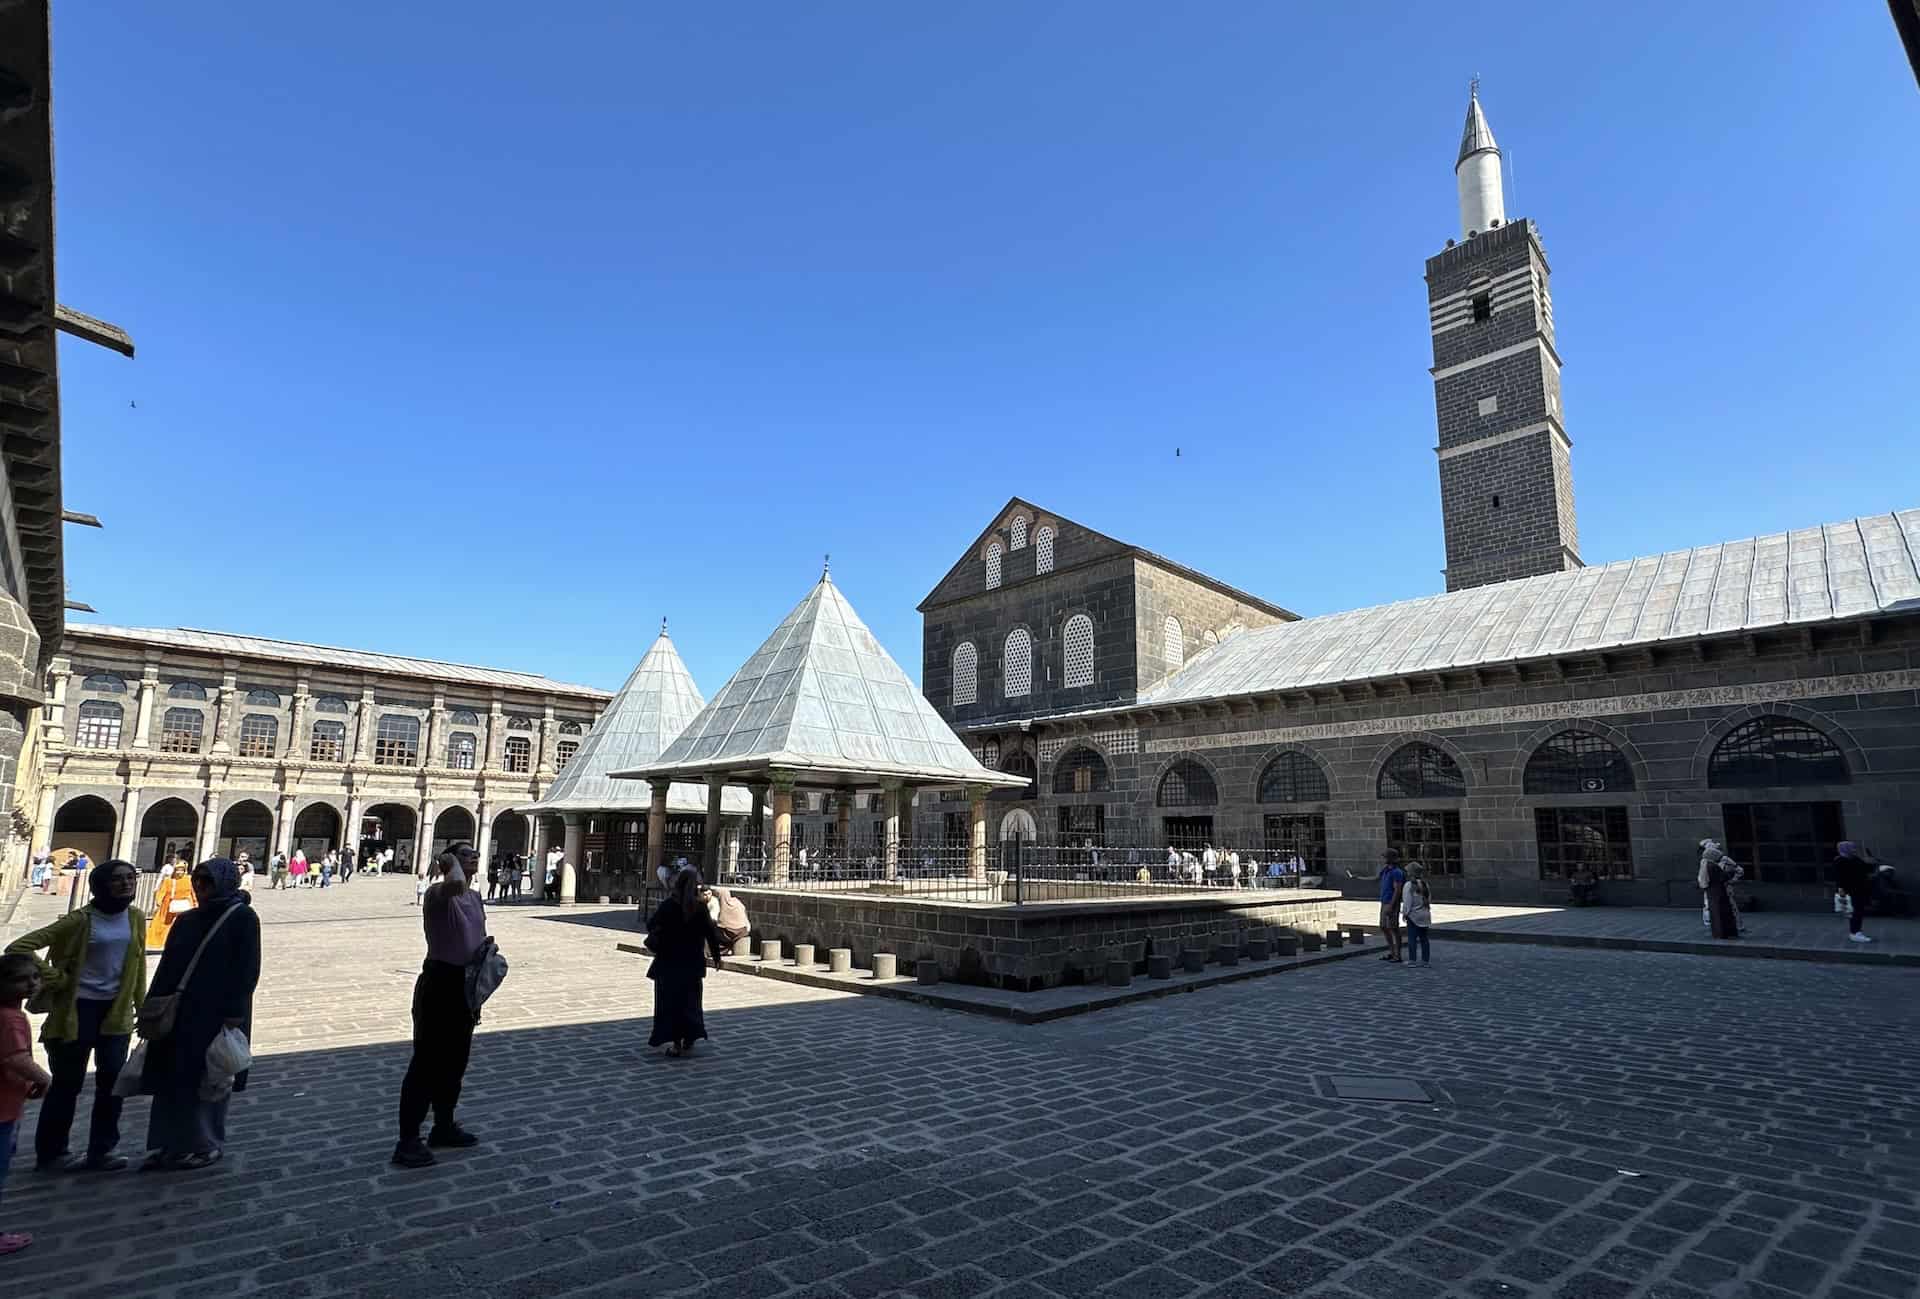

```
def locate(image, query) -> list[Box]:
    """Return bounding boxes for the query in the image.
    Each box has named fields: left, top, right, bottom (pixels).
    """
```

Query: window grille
left=1524, top=731, right=1636, bottom=794
left=1386, top=810, right=1464, bottom=875
left=985, top=541, right=1003, bottom=590
left=951, top=642, right=977, bottom=706
left=1534, top=807, right=1633, bottom=879
left=556, top=740, right=578, bottom=770
left=245, top=688, right=281, bottom=708
left=1035, top=525, right=1055, bottom=573
left=1163, top=616, right=1184, bottom=666
left=448, top=732, right=478, bottom=770
left=450, top=708, right=480, bottom=725
left=238, top=714, right=279, bottom=758
left=1707, top=716, right=1849, bottom=788
left=980, top=739, right=999, bottom=767
left=1263, top=813, right=1327, bottom=871
left=1003, top=628, right=1032, bottom=698
left=1051, top=747, right=1108, bottom=795
left=1377, top=743, right=1467, bottom=799
left=1001, top=750, right=1037, bottom=787
left=309, top=720, right=346, bottom=763
left=313, top=694, right=350, bottom=714
left=1203, top=629, right=1218, bottom=648
left=506, top=714, right=534, bottom=731
left=81, top=673, right=127, bottom=694
left=559, top=720, right=583, bottom=735
left=1063, top=614, right=1094, bottom=688
left=166, top=681, right=207, bottom=701
left=1010, top=516, right=1028, bottom=550
left=159, top=708, right=203, bottom=754
left=375, top=715, right=421, bottom=766
left=76, top=701, right=123, bottom=748
left=1258, top=751, right=1331, bottom=802
left=1721, top=801, right=1845, bottom=885
left=505, top=736, right=532, bottom=773
left=1156, top=758, right=1218, bottom=807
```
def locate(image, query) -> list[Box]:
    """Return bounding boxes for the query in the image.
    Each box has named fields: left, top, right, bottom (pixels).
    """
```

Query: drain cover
left=1324, top=1074, right=1431, bottom=1102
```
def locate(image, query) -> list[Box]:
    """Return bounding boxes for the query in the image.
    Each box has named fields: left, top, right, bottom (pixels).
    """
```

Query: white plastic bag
left=200, top=1026, right=252, bottom=1101
left=113, top=1042, right=149, bottom=1098
left=1834, top=890, right=1853, bottom=916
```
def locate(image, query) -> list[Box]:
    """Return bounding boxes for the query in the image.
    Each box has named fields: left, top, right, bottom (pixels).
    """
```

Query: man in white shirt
left=1201, top=844, right=1218, bottom=886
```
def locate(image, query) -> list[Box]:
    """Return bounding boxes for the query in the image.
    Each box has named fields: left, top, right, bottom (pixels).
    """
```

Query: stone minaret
left=1425, top=83, right=1581, bottom=592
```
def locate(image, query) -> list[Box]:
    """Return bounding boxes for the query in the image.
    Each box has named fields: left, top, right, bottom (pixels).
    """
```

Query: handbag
left=137, top=904, right=240, bottom=1040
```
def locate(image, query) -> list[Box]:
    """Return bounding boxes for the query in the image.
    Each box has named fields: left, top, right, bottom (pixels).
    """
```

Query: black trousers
left=1849, top=889, right=1872, bottom=934
left=397, top=960, right=474, bottom=1141
left=37, top=998, right=129, bottom=1165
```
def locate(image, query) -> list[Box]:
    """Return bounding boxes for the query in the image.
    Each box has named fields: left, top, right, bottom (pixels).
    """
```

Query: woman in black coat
left=645, top=866, right=723, bottom=1058
left=138, top=857, right=261, bottom=1169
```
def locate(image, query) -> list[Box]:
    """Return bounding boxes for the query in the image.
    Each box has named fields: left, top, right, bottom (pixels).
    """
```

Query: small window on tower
left=1492, top=495, right=1501, bottom=509
left=1471, top=293, right=1492, bottom=322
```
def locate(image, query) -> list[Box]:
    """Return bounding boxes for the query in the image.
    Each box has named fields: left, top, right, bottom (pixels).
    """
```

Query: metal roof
left=66, top=625, right=610, bottom=698
left=523, top=627, right=750, bottom=816
left=1143, top=510, right=1920, bottom=707
left=1456, top=84, right=1499, bottom=166
left=619, top=572, right=1026, bottom=789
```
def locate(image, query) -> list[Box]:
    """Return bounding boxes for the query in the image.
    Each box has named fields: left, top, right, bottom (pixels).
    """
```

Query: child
left=2, top=951, right=55, bottom=1255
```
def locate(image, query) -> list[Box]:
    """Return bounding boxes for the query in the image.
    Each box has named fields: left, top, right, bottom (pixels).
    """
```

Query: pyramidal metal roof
left=617, top=572, right=1025, bottom=789
left=523, top=626, right=750, bottom=815
left=1456, top=85, right=1499, bottom=167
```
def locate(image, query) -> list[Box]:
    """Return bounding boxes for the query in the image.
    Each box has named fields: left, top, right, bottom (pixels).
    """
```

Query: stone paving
left=2, top=877, right=1918, bottom=1299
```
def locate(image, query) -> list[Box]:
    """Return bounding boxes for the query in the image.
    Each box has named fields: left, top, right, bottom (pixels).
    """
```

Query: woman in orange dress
left=144, top=862, right=196, bottom=952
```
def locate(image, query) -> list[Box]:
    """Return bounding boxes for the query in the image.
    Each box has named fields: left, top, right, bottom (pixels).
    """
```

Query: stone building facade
left=35, top=625, right=610, bottom=873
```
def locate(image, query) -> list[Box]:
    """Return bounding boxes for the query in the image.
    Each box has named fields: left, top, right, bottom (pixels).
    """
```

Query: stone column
left=344, top=794, right=363, bottom=857
left=116, top=786, right=142, bottom=860
left=537, top=702, right=556, bottom=778
left=748, top=782, right=767, bottom=844
left=419, top=797, right=437, bottom=870
left=275, top=793, right=296, bottom=857
left=834, top=793, right=851, bottom=859
left=475, top=799, right=493, bottom=873
left=132, top=662, right=159, bottom=749
left=210, top=670, right=238, bottom=755
left=525, top=812, right=542, bottom=879
left=199, top=789, right=221, bottom=862
left=354, top=688, right=375, bottom=761
left=485, top=702, right=504, bottom=772
left=423, top=693, right=444, bottom=771
left=882, top=779, right=903, bottom=880
left=968, top=783, right=989, bottom=881
left=287, top=675, right=310, bottom=760
left=702, top=774, right=726, bottom=880
left=645, top=779, right=670, bottom=881
left=770, top=773, right=794, bottom=885
left=43, top=661, right=69, bottom=745
left=32, top=784, right=57, bottom=860
left=560, top=813, right=582, bottom=904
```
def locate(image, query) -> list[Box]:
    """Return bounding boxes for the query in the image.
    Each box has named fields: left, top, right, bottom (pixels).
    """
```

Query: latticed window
left=1156, top=758, right=1218, bottom=807
left=559, top=720, right=583, bottom=735
left=1203, top=629, right=1218, bottom=648
left=951, top=642, right=977, bottom=706
left=507, top=714, right=534, bottom=732
left=1052, top=747, right=1109, bottom=795
left=314, top=694, right=350, bottom=714
left=82, top=673, right=127, bottom=694
left=1002, top=628, right=1032, bottom=698
left=556, top=740, right=578, bottom=771
left=246, top=688, right=281, bottom=707
left=1377, top=742, right=1467, bottom=799
left=309, top=720, right=346, bottom=763
left=1535, top=807, right=1633, bottom=880
left=375, top=714, right=420, bottom=766
left=1258, top=751, right=1331, bottom=802
left=1264, top=813, right=1327, bottom=871
left=1386, top=810, right=1464, bottom=875
left=1525, top=731, right=1635, bottom=794
left=505, top=736, right=532, bottom=773
left=1708, top=716, right=1849, bottom=788
left=166, top=681, right=207, bottom=701
left=159, top=707, right=204, bottom=754
left=1163, top=616, right=1184, bottom=667
left=1035, top=525, right=1055, bottom=574
left=980, top=739, right=999, bottom=767
left=1063, top=614, right=1094, bottom=688
left=238, top=714, right=278, bottom=758
left=448, top=731, right=477, bottom=770
left=450, top=708, right=480, bottom=725
left=985, top=541, right=1003, bottom=590
left=1010, top=516, right=1028, bottom=550
left=1722, top=801, right=1844, bottom=884
left=75, top=701, right=122, bottom=748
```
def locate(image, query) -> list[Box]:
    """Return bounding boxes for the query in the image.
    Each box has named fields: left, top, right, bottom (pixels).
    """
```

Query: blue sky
left=51, top=3, right=1920, bottom=695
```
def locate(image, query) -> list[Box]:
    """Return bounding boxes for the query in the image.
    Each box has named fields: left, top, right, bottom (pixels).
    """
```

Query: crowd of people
left=1159, top=843, right=1318, bottom=888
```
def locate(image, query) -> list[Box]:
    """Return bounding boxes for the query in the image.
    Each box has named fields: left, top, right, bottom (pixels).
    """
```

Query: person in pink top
left=391, top=843, right=487, bottom=1169
left=1, top=953, right=56, bottom=1255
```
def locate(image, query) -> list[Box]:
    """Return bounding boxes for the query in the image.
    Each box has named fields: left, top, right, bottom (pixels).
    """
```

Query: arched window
left=951, top=642, right=978, bottom=707
left=559, top=720, right=583, bottom=735
left=81, top=673, right=126, bottom=694
left=238, top=714, right=278, bottom=758
left=450, top=708, right=480, bottom=726
left=1163, top=615, right=1184, bottom=667
left=1010, top=516, right=1028, bottom=550
left=1258, top=751, right=1331, bottom=803
left=447, top=731, right=477, bottom=770
left=1203, top=629, right=1218, bottom=649
left=1063, top=614, right=1094, bottom=689
left=1003, top=628, right=1032, bottom=698
left=374, top=715, right=421, bottom=766
left=1708, top=716, right=1850, bottom=788
left=504, top=735, right=532, bottom=774
left=1378, top=743, right=1467, bottom=799
left=75, top=700, right=123, bottom=748
left=1035, top=525, right=1055, bottom=574
left=1002, top=750, right=1037, bottom=786
left=1157, top=758, right=1218, bottom=807
left=506, top=714, right=533, bottom=731
left=313, top=694, right=350, bottom=714
left=985, top=541, right=1003, bottom=590
left=159, top=707, right=204, bottom=754
left=1053, top=747, right=1109, bottom=794
left=980, top=739, right=1000, bottom=767
left=556, top=739, right=579, bottom=771
left=1524, top=731, right=1636, bottom=794
left=166, top=681, right=207, bottom=701
left=309, top=720, right=346, bottom=763
left=245, top=688, right=281, bottom=708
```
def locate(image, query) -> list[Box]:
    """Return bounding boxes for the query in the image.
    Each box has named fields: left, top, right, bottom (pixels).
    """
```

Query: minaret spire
left=1455, top=80, right=1505, bottom=239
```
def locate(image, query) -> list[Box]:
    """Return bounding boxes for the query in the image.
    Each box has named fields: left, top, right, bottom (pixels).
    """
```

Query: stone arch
left=1248, top=742, right=1337, bottom=804
left=1689, top=703, right=1867, bottom=787
left=431, top=805, right=478, bottom=856
left=52, top=793, right=116, bottom=863
left=1366, top=731, right=1475, bottom=797
left=292, top=802, right=343, bottom=853
left=1149, top=751, right=1222, bottom=807
left=139, top=797, right=200, bottom=871
left=218, top=798, right=275, bottom=861
left=998, top=807, right=1038, bottom=841
left=1050, top=742, right=1115, bottom=795
left=490, top=808, right=528, bottom=861
left=1516, top=718, right=1650, bottom=794
left=359, top=802, right=419, bottom=871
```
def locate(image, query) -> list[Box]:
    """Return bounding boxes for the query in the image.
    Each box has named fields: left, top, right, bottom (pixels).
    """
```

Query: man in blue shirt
left=1376, top=849, right=1407, bottom=964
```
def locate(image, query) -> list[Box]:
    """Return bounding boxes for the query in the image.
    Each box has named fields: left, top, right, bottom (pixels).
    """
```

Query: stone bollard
left=730, top=935, right=753, bottom=957
left=1104, top=961, right=1132, bottom=988
left=1346, top=925, right=1367, bottom=945
left=827, top=948, right=852, bottom=974
left=1274, top=932, right=1301, bottom=957
left=1216, top=943, right=1240, bottom=967
left=1180, top=948, right=1206, bottom=974
left=1301, top=931, right=1323, bottom=953
left=597, top=895, right=612, bottom=905
left=872, top=953, right=898, bottom=979
left=793, top=943, right=815, bottom=967
left=1147, top=954, right=1174, bottom=980
left=1246, top=937, right=1272, bottom=961
left=915, top=959, right=940, bottom=985
left=759, top=939, right=783, bottom=963
left=1325, top=929, right=1345, bottom=948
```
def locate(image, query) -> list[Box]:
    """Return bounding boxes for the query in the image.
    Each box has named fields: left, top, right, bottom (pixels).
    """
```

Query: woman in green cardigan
left=4, top=859, right=147, bottom=1171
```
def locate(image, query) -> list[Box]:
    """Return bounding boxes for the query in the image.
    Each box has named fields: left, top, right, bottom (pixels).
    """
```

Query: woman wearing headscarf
left=5, top=859, right=147, bottom=1171
left=644, top=866, right=724, bottom=1058
left=144, top=861, right=196, bottom=953
left=1697, top=839, right=1741, bottom=940
left=137, top=858, right=261, bottom=1170
left=1834, top=842, right=1884, bottom=944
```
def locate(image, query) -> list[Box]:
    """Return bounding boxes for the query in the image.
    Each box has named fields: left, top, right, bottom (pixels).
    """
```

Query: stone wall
left=1133, top=559, right=1291, bottom=695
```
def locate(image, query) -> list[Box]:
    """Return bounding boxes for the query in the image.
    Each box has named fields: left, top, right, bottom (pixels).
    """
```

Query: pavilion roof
left=615, top=572, right=1026, bottom=790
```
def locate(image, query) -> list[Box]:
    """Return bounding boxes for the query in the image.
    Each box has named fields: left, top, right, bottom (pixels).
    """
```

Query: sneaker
left=0, top=1232, right=32, bottom=1256
left=390, top=1139, right=436, bottom=1169
left=427, top=1124, right=479, bottom=1150
left=1849, top=932, right=1873, bottom=944
left=35, top=1154, right=78, bottom=1174
left=80, top=1154, right=130, bottom=1172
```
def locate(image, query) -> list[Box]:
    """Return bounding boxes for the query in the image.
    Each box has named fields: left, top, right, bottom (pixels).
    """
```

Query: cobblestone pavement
left=4, top=878, right=1918, bottom=1299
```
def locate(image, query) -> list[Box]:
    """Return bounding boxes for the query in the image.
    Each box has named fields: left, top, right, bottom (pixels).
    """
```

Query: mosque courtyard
left=2, top=878, right=1917, bottom=1299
